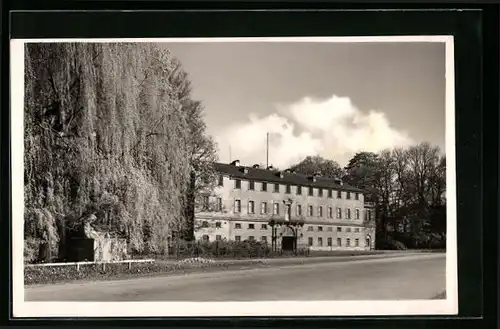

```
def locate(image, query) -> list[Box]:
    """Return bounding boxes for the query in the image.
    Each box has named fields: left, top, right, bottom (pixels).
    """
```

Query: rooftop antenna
left=266, top=132, right=269, bottom=169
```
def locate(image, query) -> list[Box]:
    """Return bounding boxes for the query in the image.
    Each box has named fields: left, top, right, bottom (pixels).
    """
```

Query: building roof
left=214, top=162, right=365, bottom=193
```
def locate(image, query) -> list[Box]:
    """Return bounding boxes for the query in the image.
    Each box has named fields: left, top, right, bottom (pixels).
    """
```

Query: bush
left=168, top=240, right=273, bottom=260
left=24, top=238, right=41, bottom=264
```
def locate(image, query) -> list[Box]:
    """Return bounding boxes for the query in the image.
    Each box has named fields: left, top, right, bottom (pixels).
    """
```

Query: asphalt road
left=25, top=253, right=445, bottom=301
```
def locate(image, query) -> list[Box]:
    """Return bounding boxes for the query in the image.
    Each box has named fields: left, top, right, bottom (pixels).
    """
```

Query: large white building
left=194, top=160, right=376, bottom=251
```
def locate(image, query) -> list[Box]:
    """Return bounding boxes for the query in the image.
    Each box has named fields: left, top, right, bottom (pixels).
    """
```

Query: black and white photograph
left=11, top=36, right=457, bottom=317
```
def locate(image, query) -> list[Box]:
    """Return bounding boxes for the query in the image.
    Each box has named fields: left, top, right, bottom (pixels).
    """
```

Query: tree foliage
left=343, top=143, right=446, bottom=249
left=24, top=43, right=217, bottom=261
left=287, top=155, right=343, bottom=178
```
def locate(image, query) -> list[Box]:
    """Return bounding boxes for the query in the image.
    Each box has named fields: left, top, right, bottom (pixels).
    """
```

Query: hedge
left=165, top=239, right=310, bottom=260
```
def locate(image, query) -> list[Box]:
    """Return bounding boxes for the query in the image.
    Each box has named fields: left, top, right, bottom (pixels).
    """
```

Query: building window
left=215, top=221, right=222, bottom=228
left=235, top=179, right=241, bottom=189
left=318, top=237, right=323, bottom=246
left=261, top=236, right=267, bottom=242
left=262, top=182, right=267, bottom=192
left=328, top=189, right=333, bottom=198
left=286, top=185, right=291, bottom=194
left=366, top=238, right=370, bottom=247
left=218, top=175, right=224, bottom=186
left=308, top=205, right=313, bottom=217
left=296, top=204, right=302, bottom=216
left=327, top=237, right=332, bottom=246
left=273, top=203, right=279, bottom=215
left=367, top=210, right=372, bottom=221
left=318, top=226, right=323, bottom=232
left=202, top=235, right=210, bottom=242
left=201, top=221, right=209, bottom=228
left=346, top=192, right=351, bottom=200
left=308, top=187, right=314, bottom=196
left=346, top=227, right=351, bottom=233
left=318, top=206, right=323, bottom=217
left=217, top=197, right=222, bottom=211
left=337, top=238, right=342, bottom=246
left=235, top=236, right=241, bottom=242
left=307, top=226, right=313, bottom=232
left=248, top=236, right=255, bottom=241
left=235, top=223, right=242, bottom=229
left=216, top=235, right=222, bottom=241
left=318, top=188, right=323, bottom=197
left=248, top=180, right=255, bottom=190
left=248, top=223, right=255, bottom=229
left=234, top=199, right=241, bottom=213
left=354, top=228, right=360, bottom=233
left=308, top=237, right=313, bottom=246
left=355, top=208, right=360, bottom=220
left=337, top=227, right=342, bottom=232
left=328, top=207, right=333, bottom=218
left=261, top=224, right=267, bottom=230
left=355, top=193, right=360, bottom=200
left=297, top=186, right=302, bottom=195
left=346, top=238, right=351, bottom=247
left=274, top=183, right=280, bottom=193
left=337, top=190, right=342, bottom=199
left=336, top=207, right=342, bottom=219
left=355, top=238, right=359, bottom=247
left=202, top=195, right=209, bottom=210
left=248, top=201, right=255, bottom=214
left=347, top=208, right=351, bottom=219
left=261, top=202, right=267, bottom=214
left=328, top=227, right=333, bottom=232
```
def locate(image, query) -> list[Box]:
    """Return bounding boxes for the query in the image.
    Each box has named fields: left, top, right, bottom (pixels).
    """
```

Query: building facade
left=194, top=161, right=376, bottom=251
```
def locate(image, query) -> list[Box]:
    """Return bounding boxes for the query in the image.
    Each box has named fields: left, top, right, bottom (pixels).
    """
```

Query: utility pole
left=266, top=132, right=269, bottom=169
left=229, top=145, right=232, bottom=163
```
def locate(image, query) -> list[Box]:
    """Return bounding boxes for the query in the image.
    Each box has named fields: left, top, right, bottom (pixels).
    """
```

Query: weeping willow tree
left=24, top=43, right=217, bottom=262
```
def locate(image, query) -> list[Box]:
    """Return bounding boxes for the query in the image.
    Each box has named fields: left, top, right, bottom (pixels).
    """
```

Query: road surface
left=25, top=253, right=445, bottom=301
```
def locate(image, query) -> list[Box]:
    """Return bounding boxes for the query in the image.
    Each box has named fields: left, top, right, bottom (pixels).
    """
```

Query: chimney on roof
left=252, top=164, right=260, bottom=169
left=230, top=160, right=240, bottom=166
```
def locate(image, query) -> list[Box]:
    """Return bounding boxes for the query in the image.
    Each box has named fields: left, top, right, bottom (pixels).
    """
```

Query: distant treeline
left=24, top=43, right=217, bottom=263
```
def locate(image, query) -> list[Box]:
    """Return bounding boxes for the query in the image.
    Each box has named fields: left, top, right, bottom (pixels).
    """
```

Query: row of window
left=201, top=235, right=369, bottom=247
left=232, top=222, right=362, bottom=233
left=218, top=176, right=360, bottom=200
left=307, top=237, right=369, bottom=248
left=234, top=199, right=364, bottom=220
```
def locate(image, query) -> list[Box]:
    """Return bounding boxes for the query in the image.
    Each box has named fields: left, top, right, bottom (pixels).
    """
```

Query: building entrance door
left=281, top=236, right=295, bottom=251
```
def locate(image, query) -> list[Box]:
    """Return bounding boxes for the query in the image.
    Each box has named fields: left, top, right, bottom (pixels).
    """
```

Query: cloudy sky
left=165, top=41, right=446, bottom=168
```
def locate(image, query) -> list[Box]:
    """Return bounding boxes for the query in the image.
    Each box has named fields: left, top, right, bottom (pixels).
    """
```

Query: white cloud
left=215, top=95, right=413, bottom=168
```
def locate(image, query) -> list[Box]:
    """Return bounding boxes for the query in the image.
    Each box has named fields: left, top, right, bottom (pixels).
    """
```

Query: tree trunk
left=182, top=170, right=196, bottom=241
